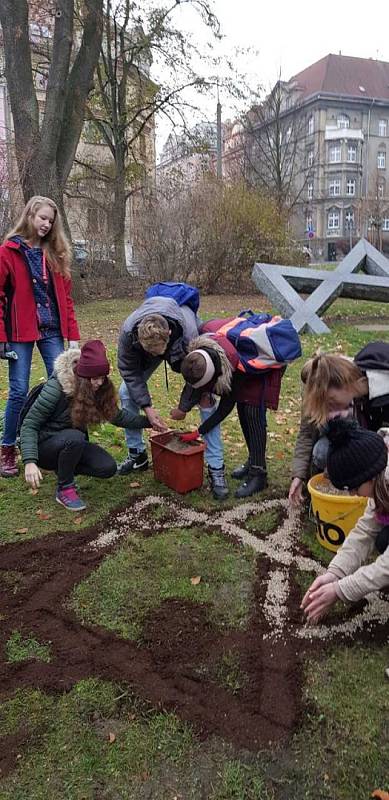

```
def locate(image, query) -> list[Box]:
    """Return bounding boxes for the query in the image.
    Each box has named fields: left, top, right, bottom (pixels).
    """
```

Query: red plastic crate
left=150, top=432, right=205, bottom=493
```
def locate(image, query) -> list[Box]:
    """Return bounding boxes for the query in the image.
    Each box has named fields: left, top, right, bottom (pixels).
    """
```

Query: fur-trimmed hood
left=53, top=348, right=81, bottom=396
left=187, top=334, right=236, bottom=395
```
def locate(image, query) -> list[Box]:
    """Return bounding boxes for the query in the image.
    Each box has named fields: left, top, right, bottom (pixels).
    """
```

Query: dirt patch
left=163, top=433, right=202, bottom=453
left=0, top=497, right=386, bottom=777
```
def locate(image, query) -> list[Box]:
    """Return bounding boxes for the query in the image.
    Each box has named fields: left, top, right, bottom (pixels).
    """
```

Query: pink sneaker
left=56, top=485, right=86, bottom=512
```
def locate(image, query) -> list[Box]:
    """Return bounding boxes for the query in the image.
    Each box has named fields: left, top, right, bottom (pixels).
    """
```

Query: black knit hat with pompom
left=327, top=418, right=388, bottom=489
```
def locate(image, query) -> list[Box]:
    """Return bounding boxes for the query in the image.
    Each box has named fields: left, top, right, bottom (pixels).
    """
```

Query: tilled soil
left=0, top=499, right=385, bottom=779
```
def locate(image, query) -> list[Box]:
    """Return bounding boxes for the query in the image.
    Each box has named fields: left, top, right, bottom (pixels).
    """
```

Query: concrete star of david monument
left=252, top=238, right=389, bottom=334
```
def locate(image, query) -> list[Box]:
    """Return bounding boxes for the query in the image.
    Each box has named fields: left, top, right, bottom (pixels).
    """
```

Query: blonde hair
left=138, top=314, right=170, bottom=351
left=302, top=353, right=365, bottom=426
left=5, top=196, right=72, bottom=278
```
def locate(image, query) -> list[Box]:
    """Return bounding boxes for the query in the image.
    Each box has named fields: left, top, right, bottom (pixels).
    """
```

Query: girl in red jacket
left=0, top=195, right=79, bottom=477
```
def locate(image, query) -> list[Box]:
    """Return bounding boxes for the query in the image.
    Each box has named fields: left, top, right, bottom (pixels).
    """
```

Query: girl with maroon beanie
left=0, top=196, right=80, bottom=478
left=20, top=340, right=166, bottom=511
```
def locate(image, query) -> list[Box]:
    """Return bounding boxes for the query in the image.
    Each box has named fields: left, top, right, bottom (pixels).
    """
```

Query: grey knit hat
left=327, top=418, right=388, bottom=490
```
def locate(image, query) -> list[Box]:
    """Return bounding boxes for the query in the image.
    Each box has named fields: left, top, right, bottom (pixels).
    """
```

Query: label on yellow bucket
left=307, top=473, right=368, bottom=553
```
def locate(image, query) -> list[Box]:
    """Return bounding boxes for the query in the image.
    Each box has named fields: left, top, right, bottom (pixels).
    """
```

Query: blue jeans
left=119, top=368, right=156, bottom=452
left=199, top=403, right=224, bottom=469
left=2, top=335, right=64, bottom=446
left=119, top=381, right=224, bottom=468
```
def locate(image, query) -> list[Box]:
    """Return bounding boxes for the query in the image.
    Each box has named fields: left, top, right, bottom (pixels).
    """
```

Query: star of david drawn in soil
left=1, top=495, right=388, bottom=778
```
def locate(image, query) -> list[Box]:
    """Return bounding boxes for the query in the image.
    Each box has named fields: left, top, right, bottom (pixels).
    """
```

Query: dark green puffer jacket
left=20, top=348, right=151, bottom=465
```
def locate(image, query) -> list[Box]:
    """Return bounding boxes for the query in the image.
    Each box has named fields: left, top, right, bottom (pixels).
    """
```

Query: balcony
left=325, top=126, right=364, bottom=141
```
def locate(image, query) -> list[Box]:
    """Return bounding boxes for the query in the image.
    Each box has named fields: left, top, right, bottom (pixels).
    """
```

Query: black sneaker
left=117, top=450, right=148, bottom=476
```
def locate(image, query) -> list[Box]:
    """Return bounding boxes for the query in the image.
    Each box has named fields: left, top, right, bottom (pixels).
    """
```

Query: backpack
left=16, top=383, right=45, bottom=437
left=145, top=282, right=200, bottom=314
left=215, top=311, right=302, bottom=374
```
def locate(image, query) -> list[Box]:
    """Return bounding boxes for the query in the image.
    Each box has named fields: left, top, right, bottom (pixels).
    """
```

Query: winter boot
left=235, top=466, right=268, bottom=499
left=117, top=448, right=148, bottom=476
left=208, top=465, right=229, bottom=500
left=0, top=445, right=19, bottom=477
left=231, top=460, right=250, bottom=480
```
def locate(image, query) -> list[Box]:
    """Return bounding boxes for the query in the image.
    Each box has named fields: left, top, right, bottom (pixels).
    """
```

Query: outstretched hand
left=288, top=477, right=304, bottom=506
left=301, top=572, right=339, bottom=624
left=170, top=407, right=186, bottom=421
left=25, top=463, right=43, bottom=490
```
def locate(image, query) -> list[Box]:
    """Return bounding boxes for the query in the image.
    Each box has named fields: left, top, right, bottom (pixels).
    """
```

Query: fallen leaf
left=29, top=488, right=39, bottom=496
left=108, top=732, right=116, bottom=744
left=190, top=576, right=201, bottom=585
left=73, top=516, right=84, bottom=525
left=36, top=509, right=52, bottom=521
left=372, top=792, right=389, bottom=800
left=15, top=528, right=29, bottom=534
left=129, top=481, right=141, bottom=488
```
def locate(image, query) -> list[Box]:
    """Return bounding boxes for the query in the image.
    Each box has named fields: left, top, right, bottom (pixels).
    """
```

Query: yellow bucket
left=307, top=473, right=368, bottom=553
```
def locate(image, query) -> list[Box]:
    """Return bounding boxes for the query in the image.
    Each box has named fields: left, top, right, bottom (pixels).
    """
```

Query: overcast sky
left=154, top=0, right=388, bottom=155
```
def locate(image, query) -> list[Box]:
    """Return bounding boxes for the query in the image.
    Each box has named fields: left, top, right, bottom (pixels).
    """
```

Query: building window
left=337, top=114, right=350, bottom=128
left=378, top=182, right=385, bottom=199
left=345, top=209, right=354, bottom=227
left=307, top=181, right=313, bottom=200
left=308, top=115, right=314, bottom=135
left=306, top=214, right=313, bottom=231
left=329, top=144, right=341, bottom=162
left=377, top=150, right=386, bottom=169
left=307, top=149, right=314, bottom=167
left=329, top=179, right=341, bottom=196
left=383, top=217, right=389, bottom=231
left=379, top=119, right=387, bottom=137
left=347, top=144, right=357, bottom=162
left=328, top=209, right=340, bottom=229
left=346, top=178, right=356, bottom=196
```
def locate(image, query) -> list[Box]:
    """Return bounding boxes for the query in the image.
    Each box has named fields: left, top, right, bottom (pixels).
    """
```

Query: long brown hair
left=302, top=353, right=366, bottom=426
left=70, top=375, right=119, bottom=429
left=373, top=470, right=389, bottom=516
left=5, top=196, right=72, bottom=278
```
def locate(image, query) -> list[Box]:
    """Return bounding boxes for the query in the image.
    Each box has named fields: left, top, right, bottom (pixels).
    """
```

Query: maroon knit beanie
left=75, top=340, right=110, bottom=378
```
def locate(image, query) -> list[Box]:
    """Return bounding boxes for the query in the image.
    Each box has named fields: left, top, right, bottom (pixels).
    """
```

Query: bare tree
left=238, top=80, right=314, bottom=216
left=70, top=0, right=220, bottom=273
left=0, top=0, right=103, bottom=226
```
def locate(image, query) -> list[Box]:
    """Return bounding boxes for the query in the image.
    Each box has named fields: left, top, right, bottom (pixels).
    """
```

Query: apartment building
left=224, top=54, right=389, bottom=261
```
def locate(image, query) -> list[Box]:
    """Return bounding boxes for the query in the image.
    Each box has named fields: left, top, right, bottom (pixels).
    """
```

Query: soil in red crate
left=164, top=432, right=201, bottom=452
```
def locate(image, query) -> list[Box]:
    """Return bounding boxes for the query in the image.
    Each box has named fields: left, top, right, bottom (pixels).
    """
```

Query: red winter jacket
left=0, top=240, right=80, bottom=343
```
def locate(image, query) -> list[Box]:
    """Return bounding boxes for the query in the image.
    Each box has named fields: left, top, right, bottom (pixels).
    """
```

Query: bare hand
left=288, top=477, right=304, bottom=506
left=301, top=573, right=338, bottom=624
left=25, top=463, right=43, bottom=490
left=151, top=417, right=169, bottom=433
left=170, top=407, right=186, bottom=421
left=145, top=406, right=166, bottom=430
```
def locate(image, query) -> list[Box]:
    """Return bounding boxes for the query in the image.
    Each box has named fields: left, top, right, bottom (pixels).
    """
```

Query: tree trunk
left=112, top=139, right=127, bottom=275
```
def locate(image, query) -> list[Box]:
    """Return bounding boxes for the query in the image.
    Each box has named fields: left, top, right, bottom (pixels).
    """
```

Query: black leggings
left=38, top=429, right=117, bottom=488
left=237, top=402, right=267, bottom=470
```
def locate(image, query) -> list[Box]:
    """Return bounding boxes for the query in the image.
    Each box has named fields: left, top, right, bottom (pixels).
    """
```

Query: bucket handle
left=309, top=503, right=361, bottom=526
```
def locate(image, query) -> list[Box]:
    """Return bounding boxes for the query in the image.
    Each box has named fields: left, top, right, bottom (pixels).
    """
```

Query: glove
left=0, top=342, right=6, bottom=359
left=68, top=341, right=79, bottom=349
left=179, top=430, right=200, bottom=442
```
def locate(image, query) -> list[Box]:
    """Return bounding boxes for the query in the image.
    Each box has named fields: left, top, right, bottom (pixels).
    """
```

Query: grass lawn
left=1, top=292, right=389, bottom=799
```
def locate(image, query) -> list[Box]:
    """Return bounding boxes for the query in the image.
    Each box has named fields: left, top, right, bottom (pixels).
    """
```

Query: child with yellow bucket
left=301, top=418, right=389, bottom=625
left=288, top=346, right=389, bottom=507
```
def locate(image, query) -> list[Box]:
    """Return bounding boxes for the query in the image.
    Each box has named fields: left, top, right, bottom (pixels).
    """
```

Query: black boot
left=208, top=465, right=229, bottom=500
left=235, top=466, right=267, bottom=499
left=231, top=460, right=249, bottom=480
left=117, top=448, right=148, bottom=476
